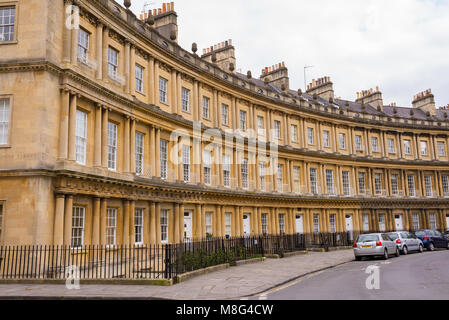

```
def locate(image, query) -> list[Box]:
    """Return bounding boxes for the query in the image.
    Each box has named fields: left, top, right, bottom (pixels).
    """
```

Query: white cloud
left=129, top=0, right=449, bottom=107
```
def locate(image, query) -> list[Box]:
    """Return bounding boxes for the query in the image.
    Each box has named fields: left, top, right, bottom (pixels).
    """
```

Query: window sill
left=0, top=40, right=18, bottom=45
left=0, top=144, right=11, bottom=149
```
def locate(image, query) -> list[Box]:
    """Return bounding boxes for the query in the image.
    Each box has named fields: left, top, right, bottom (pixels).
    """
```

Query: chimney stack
left=139, top=2, right=178, bottom=43
left=355, top=86, right=384, bottom=112
left=201, top=39, right=236, bottom=73
left=259, top=62, right=289, bottom=91
left=412, top=89, right=436, bottom=116
left=306, top=76, right=334, bottom=100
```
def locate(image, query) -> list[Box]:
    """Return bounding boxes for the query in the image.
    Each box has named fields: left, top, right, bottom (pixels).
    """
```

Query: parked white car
left=387, top=232, right=424, bottom=255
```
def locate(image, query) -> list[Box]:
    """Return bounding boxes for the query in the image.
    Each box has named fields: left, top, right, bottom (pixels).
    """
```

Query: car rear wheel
left=395, top=248, right=400, bottom=257
left=446, top=242, right=449, bottom=250
left=355, top=256, right=362, bottom=261
left=418, top=244, right=424, bottom=253
left=428, top=242, right=435, bottom=252
left=382, top=249, right=389, bottom=260
left=402, top=246, right=408, bottom=255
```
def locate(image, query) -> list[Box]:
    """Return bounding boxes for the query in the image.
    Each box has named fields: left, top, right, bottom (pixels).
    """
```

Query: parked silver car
left=353, top=233, right=400, bottom=261
left=387, top=232, right=424, bottom=255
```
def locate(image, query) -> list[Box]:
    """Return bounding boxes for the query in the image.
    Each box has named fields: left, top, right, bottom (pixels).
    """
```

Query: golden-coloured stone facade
left=0, top=0, right=448, bottom=246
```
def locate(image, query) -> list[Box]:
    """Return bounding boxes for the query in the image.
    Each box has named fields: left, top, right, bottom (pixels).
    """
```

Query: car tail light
left=423, top=236, right=429, bottom=241
left=396, top=239, right=402, bottom=244
left=376, top=241, right=382, bottom=247
left=353, top=243, right=358, bottom=248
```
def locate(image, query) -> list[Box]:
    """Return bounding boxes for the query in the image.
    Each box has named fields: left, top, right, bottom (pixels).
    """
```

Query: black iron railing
left=0, top=231, right=406, bottom=281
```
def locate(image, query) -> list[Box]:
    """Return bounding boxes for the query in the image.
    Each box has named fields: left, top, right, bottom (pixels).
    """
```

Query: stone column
left=123, top=200, right=130, bottom=246
left=130, top=44, right=136, bottom=95
left=149, top=57, right=155, bottom=105
left=68, top=93, right=78, bottom=161
left=96, top=22, right=103, bottom=79
left=63, top=195, right=74, bottom=246
left=216, top=205, right=222, bottom=237
left=94, top=104, right=102, bottom=167
left=154, top=61, right=160, bottom=106
left=129, top=200, right=136, bottom=245
left=70, top=12, right=79, bottom=64
left=193, top=80, right=199, bottom=122
left=102, top=25, right=109, bottom=79
left=171, top=69, right=177, bottom=113
left=195, top=204, right=202, bottom=240
left=177, top=72, right=182, bottom=115
left=124, top=41, right=131, bottom=94
left=62, top=0, right=72, bottom=64
left=179, top=203, right=185, bottom=242
left=174, top=203, right=180, bottom=243
left=92, top=197, right=101, bottom=245
left=130, top=119, right=136, bottom=174
left=149, top=202, right=157, bottom=244
left=100, top=198, right=107, bottom=245
left=101, top=107, right=109, bottom=168
left=155, top=127, right=161, bottom=177
left=53, top=194, right=65, bottom=246
left=155, top=202, right=161, bottom=244
left=59, top=89, right=70, bottom=159
left=124, top=116, right=130, bottom=173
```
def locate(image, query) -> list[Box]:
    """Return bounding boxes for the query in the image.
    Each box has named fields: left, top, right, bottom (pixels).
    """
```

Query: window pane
left=0, top=98, right=10, bottom=145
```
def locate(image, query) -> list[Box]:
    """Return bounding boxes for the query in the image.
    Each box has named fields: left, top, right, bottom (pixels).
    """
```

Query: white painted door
left=395, top=215, right=404, bottom=231
left=296, top=214, right=304, bottom=234
left=243, top=214, right=251, bottom=237
left=446, top=214, right=449, bottom=231
left=184, top=211, right=193, bottom=242
left=345, top=215, right=354, bottom=240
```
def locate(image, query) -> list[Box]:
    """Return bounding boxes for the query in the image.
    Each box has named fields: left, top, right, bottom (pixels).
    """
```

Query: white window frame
left=160, top=139, right=168, bottom=180
left=221, top=104, right=229, bottom=126
left=404, top=140, right=411, bottom=155
left=135, top=64, right=144, bottom=94
left=310, top=168, right=318, bottom=194
left=279, top=214, right=285, bottom=234
left=257, top=116, right=264, bottom=136
left=420, top=141, right=428, bottom=156
left=240, top=111, right=247, bottom=131
left=182, top=145, right=191, bottom=183
left=408, top=175, right=416, bottom=197
left=355, top=135, right=362, bottom=151
left=202, top=97, right=210, bottom=119
left=429, top=213, right=437, bottom=230
left=371, top=137, right=379, bottom=153
left=342, top=171, right=350, bottom=196
left=362, top=214, right=369, bottom=232
left=223, top=154, right=231, bottom=187
left=313, top=214, right=320, bottom=233
left=108, top=47, right=119, bottom=78
left=326, top=169, right=335, bottom=195
left=291, top=124, right=298, bottom=142
left=225, top=213, right=232, bottom=237
left=330, top=214, right=336, bottom=233
left=106, top=208, right=117, bottom=246
left=159, top=77, right=168, bottom=104
left=323, top=130, right=330, bottom=148
left=135, top=131, right=144, bottom=176
left=277, top=164, right=284, bottom=192
left=241, top=158, right=249, bottom=189
left=261, top=213, right=268, bottom=235
left=437, top=141, right=446, bottom=157
left=160, top=209, right=169, bottom=243
left=379, top=214, right=386, bottom=232
left=181, top=87, right=190, bottom=112
left=78, top=28, right=90, bottom=64
left=339, top=133, right=346, bottom=150
left=205, top=212, right=213, bottom=236
left=412, top=213, right=420, bottom=230
left=374, top=173, right=382, bottom=195
left=0, top=6, right=16, bottom=42
left=107, top=122, right=118, bottom=171
left=71, top=206, right=85, bottom=248
left=424, top=175, right=433, bottom=197
left=134, top=208, right=144, bottom=245
left=358, top=172, right=366, bottom=194
left=307, top=128, right=314, bottom=145
left=259, top=162, right=266, bottom=191
left=75, top=110, right=88, bottom=165
left=274, top=120, right=281, bottom=139
left=391, top=174, right=399, bottom=195
left=442, top=175, right=449, bottom=196
left=0, top=97, right=11, bottom=146
left=203, top=150, right=212, bottom=185
left=293, top=166, right=300, bottom=193
left=388, top=138, right=396, bottom=154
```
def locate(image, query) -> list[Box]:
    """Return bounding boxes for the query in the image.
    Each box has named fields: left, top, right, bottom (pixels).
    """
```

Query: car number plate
left=362, top=245, right=372, bottom=248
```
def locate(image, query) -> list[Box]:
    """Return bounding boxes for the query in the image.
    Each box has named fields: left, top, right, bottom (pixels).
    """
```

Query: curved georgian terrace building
left=0, top=0, right=448, bottom=247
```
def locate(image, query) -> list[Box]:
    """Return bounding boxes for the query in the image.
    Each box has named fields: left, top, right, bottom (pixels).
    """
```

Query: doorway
left=243, top=214, right=251, bottom=237
left=395, top=214, right=404, bottom=231
left=296, top=214, right=304, bottom=234
left=184, top=211, right=193, bottom=242
left=345, top=214, right=354, bottom=240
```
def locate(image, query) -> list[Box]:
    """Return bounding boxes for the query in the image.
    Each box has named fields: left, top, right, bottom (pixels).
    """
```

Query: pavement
left=0, top=249, right=354, bottom=300
left=253, top=250, right=449, bottom=300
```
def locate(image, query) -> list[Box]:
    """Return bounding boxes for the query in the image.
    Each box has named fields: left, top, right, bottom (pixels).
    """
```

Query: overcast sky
left=128, top=0, right=449, bottom=108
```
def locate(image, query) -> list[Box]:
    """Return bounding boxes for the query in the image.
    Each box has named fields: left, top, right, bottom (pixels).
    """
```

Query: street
left=252, top=250, right=449, bottom=300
